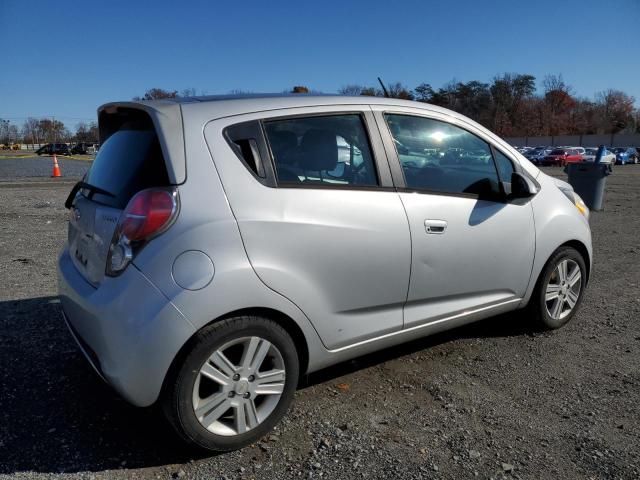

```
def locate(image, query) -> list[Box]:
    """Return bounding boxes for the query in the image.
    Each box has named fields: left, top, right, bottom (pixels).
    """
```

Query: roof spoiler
left=97, top=101, right=186, bottom=184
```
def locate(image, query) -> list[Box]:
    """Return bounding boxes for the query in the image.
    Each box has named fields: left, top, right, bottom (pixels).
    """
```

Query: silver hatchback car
left=58, top=94, right=592, bottom=451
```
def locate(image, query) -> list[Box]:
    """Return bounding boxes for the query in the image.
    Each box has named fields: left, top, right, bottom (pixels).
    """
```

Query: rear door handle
left=425, top=219, right=447, bottom=234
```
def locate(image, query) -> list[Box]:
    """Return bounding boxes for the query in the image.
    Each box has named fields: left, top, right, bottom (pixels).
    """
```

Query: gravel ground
left=1, top=159, right=639, bottom=479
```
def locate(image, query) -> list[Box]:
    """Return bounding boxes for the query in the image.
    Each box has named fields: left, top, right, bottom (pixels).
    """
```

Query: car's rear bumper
left=57, top=247, right=195, bottom=406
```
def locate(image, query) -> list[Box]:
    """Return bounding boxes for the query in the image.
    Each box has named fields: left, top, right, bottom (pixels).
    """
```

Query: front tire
left=528, top=246, right=586, bottom=329
left=163, top=315, right=299, bottom=451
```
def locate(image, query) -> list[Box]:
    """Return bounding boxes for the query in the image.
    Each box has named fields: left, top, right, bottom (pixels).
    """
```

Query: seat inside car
left=298, top=129, right=338, bottom=181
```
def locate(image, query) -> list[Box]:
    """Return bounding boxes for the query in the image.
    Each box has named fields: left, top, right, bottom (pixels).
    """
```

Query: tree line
left=140, top=77, right=639, bottom=137
left=0, top=117, right=98, bottom=146
left=3, top=74, right=637, bottom=145
left=337, top=74, right=638, bottom=137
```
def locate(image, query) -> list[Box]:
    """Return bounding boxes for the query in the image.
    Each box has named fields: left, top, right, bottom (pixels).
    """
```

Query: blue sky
left=1, top=0, right=639, bottom=129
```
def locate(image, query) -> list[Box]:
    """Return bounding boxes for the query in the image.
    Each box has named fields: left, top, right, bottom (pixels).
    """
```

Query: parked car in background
left=541, top=148, right=583, bottom=166
left=516, top=146, right=534, bottom=155
left=36, top=143, right=71, bottom=156
left=525, top=146, right=552, bottom=165
left=71, top=142, right=96, bottom=155
left=583, top=147, right=615, bottom=164
left=613, top=147, right=638, bottom=165
left=59, top=94, right=592, bottom=452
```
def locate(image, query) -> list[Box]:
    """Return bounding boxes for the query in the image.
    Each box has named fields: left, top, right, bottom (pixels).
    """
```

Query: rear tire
left=528, top=246, right=587, bottom=330
left=163, top=315, right=299, bottom=452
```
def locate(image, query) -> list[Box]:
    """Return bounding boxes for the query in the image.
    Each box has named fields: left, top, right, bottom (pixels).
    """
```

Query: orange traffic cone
left=51, top=154, right=62, bottom=178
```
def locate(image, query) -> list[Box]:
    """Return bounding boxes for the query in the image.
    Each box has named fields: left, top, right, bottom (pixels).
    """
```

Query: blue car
left=613, top=147, right=638, bottom=165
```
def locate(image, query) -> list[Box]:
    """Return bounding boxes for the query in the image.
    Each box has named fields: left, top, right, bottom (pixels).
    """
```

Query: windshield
left=550, top=149, right=565, bottom=155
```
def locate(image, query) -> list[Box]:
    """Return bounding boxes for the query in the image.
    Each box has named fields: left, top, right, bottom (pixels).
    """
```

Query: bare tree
left=542, top=74, right=572, bottom=96
left=0, top=119, right=10, bottom=144
left=1, top=119, right=21, bottom=145
left=339, top=84, right=366, bottom=96
left=384, top=82, right=413, bottom=100
left=133, top=88, right=178, bottom=100
left=38, top=118, right=68, bottom=143
left=595, top=89, right=636, bottom=133
left=22, top=118, right=40, bottom=147
left=360, top=87, right=378, bottom=97
left=179, top=88, right=197, bottom=97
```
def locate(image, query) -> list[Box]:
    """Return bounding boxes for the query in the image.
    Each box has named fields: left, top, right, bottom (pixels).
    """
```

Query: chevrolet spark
left=58, top=94, right=592, bottom=451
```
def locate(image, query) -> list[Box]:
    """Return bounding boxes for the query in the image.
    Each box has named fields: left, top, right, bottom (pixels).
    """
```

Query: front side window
left=264, top=114, right=378, bottom=187
left=384, top=114, right=500, bottom=197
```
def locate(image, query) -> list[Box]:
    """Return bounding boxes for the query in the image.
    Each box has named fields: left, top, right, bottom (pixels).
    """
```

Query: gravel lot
left=1, top=158, right=639, bottom=479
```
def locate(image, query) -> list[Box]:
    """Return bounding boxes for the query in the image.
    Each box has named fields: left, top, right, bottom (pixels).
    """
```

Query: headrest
left=270, top=130, right=297, bottom=153
left=300, top=129, right=338, bottom=172
left=270, top=130, right=299, bottom=166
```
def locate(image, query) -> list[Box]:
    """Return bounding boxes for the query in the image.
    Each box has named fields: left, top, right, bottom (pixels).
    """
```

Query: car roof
left=101, top=93, right=464, bottom=120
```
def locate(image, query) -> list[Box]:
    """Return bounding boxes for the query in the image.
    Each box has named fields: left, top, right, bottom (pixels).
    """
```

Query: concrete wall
left=506, top=133, right=640, bottom=147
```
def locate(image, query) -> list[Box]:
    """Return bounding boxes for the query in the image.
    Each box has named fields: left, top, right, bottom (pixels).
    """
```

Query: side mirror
left=508, top=171, right=538, bottom=199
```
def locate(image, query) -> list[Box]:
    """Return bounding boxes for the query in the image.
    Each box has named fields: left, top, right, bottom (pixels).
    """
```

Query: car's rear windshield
left=550, top=149, right=565, bottom=155
left=84, top=125, right=169, bottom=209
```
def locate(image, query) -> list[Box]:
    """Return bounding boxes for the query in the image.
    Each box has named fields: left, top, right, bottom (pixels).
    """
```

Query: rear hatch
left=67, top=109, right=171, bottom=286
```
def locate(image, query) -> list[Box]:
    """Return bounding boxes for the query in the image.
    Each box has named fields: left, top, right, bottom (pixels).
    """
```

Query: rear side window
left=264, top=114, right=378, bottom=187
left=384, top=113, right=500, bottom=197
left=85, top=122, right=169, bottom=208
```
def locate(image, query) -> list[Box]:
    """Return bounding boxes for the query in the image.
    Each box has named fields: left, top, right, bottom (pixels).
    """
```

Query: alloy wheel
left=545, top=259, right=582, bottom=320
left=192, top=336, right=286, bottom=436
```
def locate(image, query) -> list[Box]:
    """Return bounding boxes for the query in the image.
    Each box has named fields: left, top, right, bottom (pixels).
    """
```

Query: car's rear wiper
left=64, top=181, right=116, bottom=209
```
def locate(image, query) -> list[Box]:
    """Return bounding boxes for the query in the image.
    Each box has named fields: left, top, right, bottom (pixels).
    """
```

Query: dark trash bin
left=565, top=162, right=611, bottom=211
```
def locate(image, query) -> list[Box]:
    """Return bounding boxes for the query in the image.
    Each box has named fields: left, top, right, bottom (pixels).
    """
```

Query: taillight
left=121, top=190, right=175, bottom=241
left=106, top=188, right=178, bottom=276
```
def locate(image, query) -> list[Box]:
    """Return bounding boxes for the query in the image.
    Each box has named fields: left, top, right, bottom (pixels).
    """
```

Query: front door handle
left=425, top=219, right=447, bottom=234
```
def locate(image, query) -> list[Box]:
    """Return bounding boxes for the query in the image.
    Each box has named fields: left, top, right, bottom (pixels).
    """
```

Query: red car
left=541, top=148, right=583, bottom=166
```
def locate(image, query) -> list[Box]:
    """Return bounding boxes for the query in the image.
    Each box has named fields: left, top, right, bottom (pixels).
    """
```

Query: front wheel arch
left=527, top=244, right=588, bottom=329
left=560, top=239, right=591, bottom=285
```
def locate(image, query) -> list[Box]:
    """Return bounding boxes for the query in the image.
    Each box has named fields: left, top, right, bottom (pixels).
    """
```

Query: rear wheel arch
left=161, top=307, right=310, bottom=402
